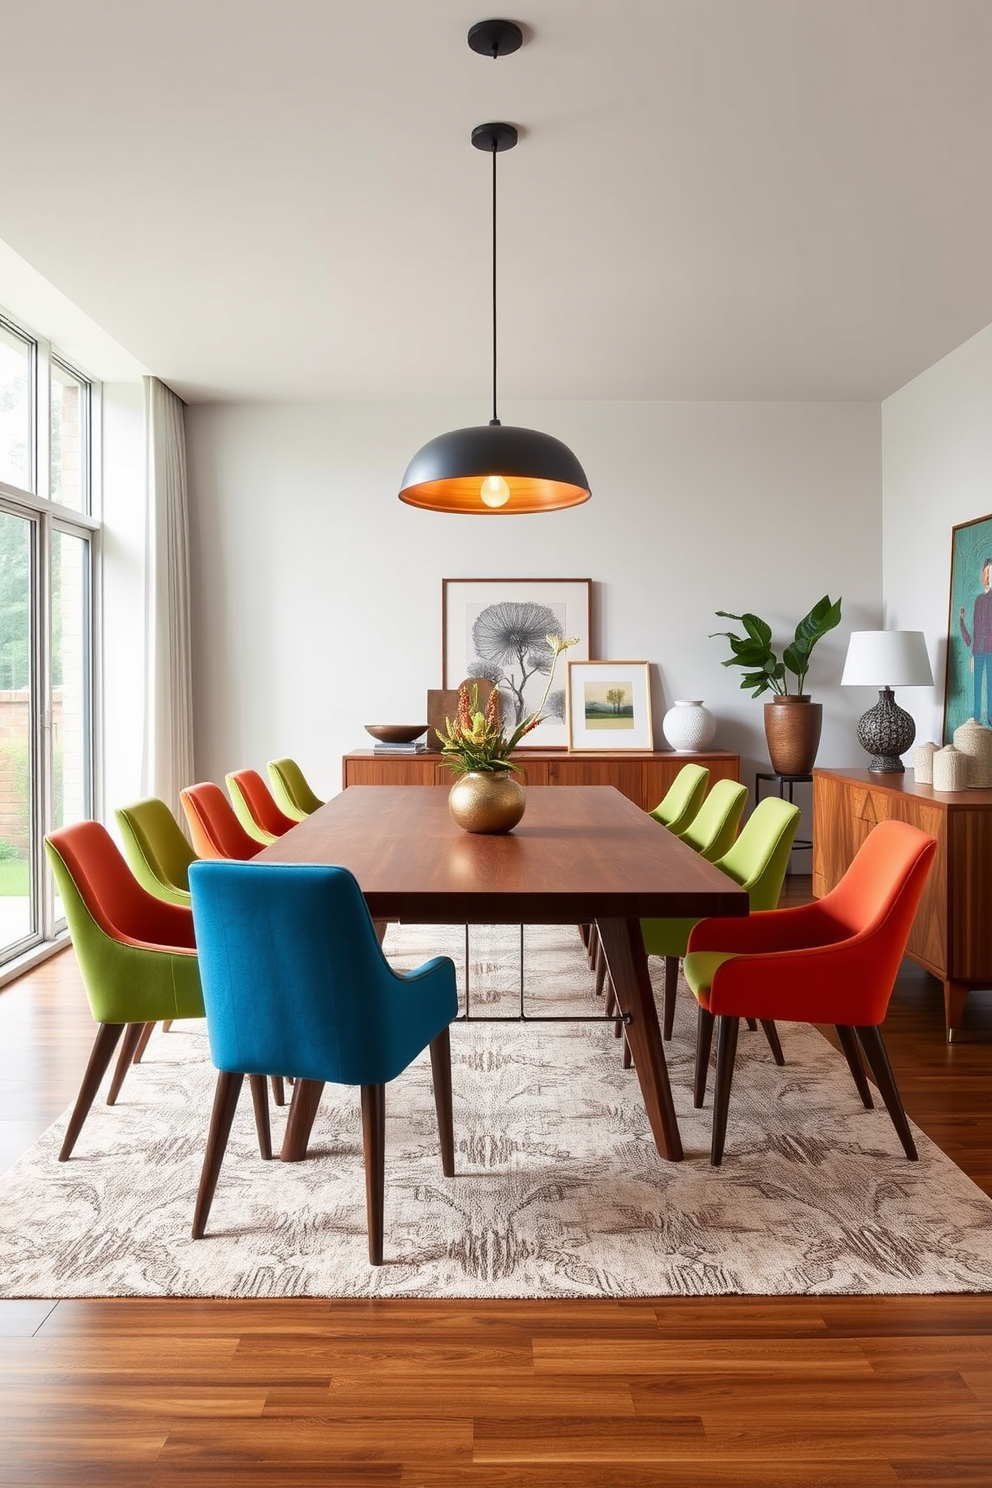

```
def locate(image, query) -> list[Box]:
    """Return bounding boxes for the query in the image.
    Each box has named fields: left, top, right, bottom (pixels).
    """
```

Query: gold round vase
left=447, top=769, right=526, bottom=834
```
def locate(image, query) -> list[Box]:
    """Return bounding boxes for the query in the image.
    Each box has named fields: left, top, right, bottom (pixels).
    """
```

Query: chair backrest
left=714, top=796, right=801, bottom=911
left=649, top=763, right=710, bottom=835
left=824, top=816, right=937, bottom=939
left=678, top=778, right=748, bottom=861
left=189, top=860, right=457, bottom=1087
left=225, top=768, right=297, bottom=844
left=115, top=797, right=196, bottom=905
left=267, top=757, right=324, bottom=819
left=180, top=782, right=263, bottom=861
left=45, top=821, right=200, bottom=1023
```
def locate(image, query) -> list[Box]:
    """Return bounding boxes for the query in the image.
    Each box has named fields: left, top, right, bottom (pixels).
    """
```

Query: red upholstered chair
left=180, top=782, right=264, bottom=861
left=683, top=819, right=937, bottom=1166
left=44, top=821, right=203, bottom=1158
left=225, top=767, right=298, bottom=845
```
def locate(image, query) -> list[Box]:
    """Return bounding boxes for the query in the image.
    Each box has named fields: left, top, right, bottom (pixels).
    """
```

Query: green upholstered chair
left=677, top=777, right=748, bottom=862
left=641, top=795, right=802, bottom=1043
left=266, top=757, right=324, bottom=821
left=188, top=859, right=458, bottom=1264
left=44, top=820, right=205, bottom=1160
left=115, top=797, right=196, bottom=908
left=225, top=768, right=298, bottom=846
left=648, top=763, right=710, bottom=835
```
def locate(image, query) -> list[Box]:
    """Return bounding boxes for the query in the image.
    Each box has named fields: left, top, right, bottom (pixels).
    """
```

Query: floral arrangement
left=437, top=633, right=577, bottom=773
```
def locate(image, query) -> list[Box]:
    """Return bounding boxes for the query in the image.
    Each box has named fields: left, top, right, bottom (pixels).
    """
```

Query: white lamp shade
left=841, top=630, right=934, bottom=688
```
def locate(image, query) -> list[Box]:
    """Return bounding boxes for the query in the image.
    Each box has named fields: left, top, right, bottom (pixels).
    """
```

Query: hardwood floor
left=1, top=889, right=990, bottom=1487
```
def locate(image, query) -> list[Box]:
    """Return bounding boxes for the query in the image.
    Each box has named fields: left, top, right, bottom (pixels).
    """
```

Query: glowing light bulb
left=480, top=474, right=510, bottom=508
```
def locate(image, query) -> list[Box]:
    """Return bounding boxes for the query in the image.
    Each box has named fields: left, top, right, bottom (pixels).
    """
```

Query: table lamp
left=840, top=630, right=935, bottom=772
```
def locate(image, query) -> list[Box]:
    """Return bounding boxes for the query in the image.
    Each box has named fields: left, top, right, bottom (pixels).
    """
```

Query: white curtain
left=142, top=376, right=195, bottom=820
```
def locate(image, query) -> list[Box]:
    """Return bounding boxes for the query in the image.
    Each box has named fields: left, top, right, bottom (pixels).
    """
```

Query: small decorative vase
left=952, top=718, right=992, bottom=788
left=912, top=741, right=938, bottom=784
left=447, top=769, right=526, bottom=834
left=662, top=699, right=716, bottom=753
left=932, top=744, right=971, bottom=793
left=762, top=696, right=823, bottom=776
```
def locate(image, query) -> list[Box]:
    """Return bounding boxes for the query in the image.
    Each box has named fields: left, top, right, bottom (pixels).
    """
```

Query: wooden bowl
left=364, top=724, right=428, bottom=744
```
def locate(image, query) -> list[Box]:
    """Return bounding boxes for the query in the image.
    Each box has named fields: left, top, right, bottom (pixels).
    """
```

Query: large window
left=0, top=312, right=98, bottom=970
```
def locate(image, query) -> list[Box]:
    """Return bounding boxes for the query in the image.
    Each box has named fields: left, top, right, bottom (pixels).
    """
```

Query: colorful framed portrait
left=442, top=578, right=592, bottom=750
left=566, top=660, right=653, bottom=752
left=944, top=512, right=992, bottom=742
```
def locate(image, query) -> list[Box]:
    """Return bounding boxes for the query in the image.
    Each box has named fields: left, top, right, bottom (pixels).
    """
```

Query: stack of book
left=372, top=740, right=430, bottom=754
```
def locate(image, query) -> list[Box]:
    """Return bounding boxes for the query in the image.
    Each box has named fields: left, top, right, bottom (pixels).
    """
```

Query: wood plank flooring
left=1, top=888, right=990, bottom=1486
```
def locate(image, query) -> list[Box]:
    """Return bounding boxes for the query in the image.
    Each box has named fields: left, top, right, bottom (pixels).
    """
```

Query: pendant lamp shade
left=398, top=22, right=591, bottom=515
left=398, top=423, right=591, bottom=514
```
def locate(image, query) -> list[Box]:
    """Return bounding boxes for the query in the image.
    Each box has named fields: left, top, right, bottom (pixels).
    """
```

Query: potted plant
left=436, top=633, right=576, bottom=832
left=711, top=595, right=843, bottom=774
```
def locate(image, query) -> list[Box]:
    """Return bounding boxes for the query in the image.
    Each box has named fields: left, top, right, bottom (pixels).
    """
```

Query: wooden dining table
left=258, top=784, right=749, bottom=1163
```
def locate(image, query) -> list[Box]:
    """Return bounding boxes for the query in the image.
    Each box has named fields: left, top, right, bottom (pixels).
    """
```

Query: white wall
left=882, top=322, right=992, bottom=747
left=184, top=398, right=880, bottom=801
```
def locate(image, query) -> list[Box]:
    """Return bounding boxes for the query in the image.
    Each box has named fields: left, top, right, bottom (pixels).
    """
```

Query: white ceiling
left=2, top=0, right=991, bottom=404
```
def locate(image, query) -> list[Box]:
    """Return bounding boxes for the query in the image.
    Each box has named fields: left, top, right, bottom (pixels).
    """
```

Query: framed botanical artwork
left=944, top=512, right=992, bottom=742
left=442, top=578, right=592, bottom=750
left=566, top=660, right=653, bottom=752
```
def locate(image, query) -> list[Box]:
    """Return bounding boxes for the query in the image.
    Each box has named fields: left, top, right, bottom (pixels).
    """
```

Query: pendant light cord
left=491, top=138, right=499, bottom=426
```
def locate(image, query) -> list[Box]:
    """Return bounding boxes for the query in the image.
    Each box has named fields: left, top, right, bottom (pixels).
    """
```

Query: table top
left=259, top=785, right=749, bottom=924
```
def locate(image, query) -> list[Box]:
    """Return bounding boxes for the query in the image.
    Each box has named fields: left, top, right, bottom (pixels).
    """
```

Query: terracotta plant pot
left=447, top=768, right=526, bottom=834
left=763, top=696, right=823, bottom=776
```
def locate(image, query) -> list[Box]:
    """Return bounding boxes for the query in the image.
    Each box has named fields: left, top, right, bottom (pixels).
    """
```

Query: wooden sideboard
left=812, top=767, right=992, bottom=1040
left=341, top=749, right=740, bottom=816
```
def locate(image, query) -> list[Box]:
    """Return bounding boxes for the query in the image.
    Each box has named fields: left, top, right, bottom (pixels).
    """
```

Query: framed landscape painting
left=944, top=512, right=992, bottom=742
left=442, top=578, right=591, bottom=750
left=566, top=660, right=653, bottom=752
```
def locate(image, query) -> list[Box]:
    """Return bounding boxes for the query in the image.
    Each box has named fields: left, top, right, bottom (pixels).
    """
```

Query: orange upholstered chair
left=225, top=767, right=298, bottom=845
left=683, top=819, right=937, bottom=1166
left=180, top=782, right=264, bottom=862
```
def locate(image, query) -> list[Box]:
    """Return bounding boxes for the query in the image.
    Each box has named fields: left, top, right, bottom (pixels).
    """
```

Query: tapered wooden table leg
left=596, top=917, right=683, bottom=1162
left=279, top=1079, right=325, bottom=1162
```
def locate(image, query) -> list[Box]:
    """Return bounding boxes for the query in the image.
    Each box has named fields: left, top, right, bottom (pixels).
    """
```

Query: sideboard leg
left=944, top=980, right=968, bottom=1043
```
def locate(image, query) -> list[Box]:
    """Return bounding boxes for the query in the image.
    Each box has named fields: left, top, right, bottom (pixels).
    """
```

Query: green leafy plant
left=711, top=595, right=843, bottom=698
left=437, top=633, right=577, bottom=773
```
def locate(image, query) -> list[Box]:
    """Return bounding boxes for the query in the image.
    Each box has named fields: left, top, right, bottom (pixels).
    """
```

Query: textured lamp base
left=856, top=687, right=916, bottom=773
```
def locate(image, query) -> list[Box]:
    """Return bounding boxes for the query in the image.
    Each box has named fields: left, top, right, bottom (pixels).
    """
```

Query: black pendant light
left=398, top=20, right=591, bottom=515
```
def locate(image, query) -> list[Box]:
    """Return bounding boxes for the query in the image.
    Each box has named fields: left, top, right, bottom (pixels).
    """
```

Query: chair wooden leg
left=429, top=1027, right=455, bottom=1178
left=162, top=1019, right=173, bottom=1032
left=269, top=1075, right=286, bottom=1107
left=578, top=922, right=591, bottom=950
left=836, top=1025, right=873, bottom=1109
left=586, top=923, right=600, bottom=968
left=280, top=1079, right=325, bottom=1162
left=662, top=956, right=679, bottom=1041
left=59, top=1022, right=125, bottom=1160
left=106, top=1021, right=147, bottom=1105
left=855, top=1025, right=918, bottom=1160
left=132, top=1021, right=156, bottom=1064
left=710, top=1016, right=740, bottom=1166
left=192, top=1070, right=244, bottom=1238
left=248, top=1074, right=272, bottom=1160
left=360, top=1083, right=386, bottom=1266
left=694, top=1004, right=715, bottom=1108
left=758, top=1019, right=785, bottom=1066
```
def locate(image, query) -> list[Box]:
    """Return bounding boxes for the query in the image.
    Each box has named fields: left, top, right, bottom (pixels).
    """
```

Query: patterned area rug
left=2, top=923, right=991, bottom=1299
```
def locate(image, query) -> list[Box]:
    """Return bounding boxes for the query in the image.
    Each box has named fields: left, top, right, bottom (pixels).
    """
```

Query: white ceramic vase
left=662, top=699, right=716, bottom=753
left=952, top=718, right=992, bottom=788
left=932, top=744, right=971, bottom=793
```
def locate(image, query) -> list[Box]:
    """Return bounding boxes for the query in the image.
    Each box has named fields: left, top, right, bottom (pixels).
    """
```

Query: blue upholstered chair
left=188, top=859, right=459, bottom=1264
